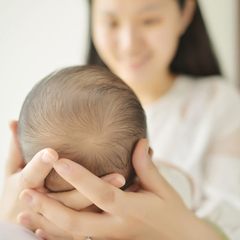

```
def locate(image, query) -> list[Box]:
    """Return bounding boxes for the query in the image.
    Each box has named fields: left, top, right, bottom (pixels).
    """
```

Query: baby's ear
left=13, top=120, right=21, bottom=147
left=148, top=147, right=153, bottom=157
left=14, top=120, right=24, bottom=157
left=5, top=120, right=26, bottom=175
left=9, top=120, right=21, bottom=149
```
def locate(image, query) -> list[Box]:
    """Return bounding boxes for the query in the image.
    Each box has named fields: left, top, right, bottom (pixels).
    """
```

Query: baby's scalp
left=18, top=66, right=147, bottom=192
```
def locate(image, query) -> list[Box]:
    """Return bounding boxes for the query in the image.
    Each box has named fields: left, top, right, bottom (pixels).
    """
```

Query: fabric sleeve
left=196, top=81, right=240, bottom=240
left=0, top=222, right=42, bottom=240
left=155, top=163, right=193, bottom=210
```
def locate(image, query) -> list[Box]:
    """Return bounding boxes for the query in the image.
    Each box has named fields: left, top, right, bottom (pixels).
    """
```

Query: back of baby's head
left=18, top=66, right=146, bottom=192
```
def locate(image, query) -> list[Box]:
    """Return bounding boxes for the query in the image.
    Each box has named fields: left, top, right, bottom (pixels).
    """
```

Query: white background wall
left=0, top=0, right=239, bottom=196
left=199, top=0, right=239, bottom=84
left=0, top=0, right=89, bottom=195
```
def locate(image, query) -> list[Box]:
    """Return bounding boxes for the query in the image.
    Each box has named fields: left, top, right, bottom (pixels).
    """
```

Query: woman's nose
left=118, top=25, right=143, bottom=56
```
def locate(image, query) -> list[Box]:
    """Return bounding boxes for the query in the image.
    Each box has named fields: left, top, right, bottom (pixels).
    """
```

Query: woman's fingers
left=35, top=229, right=70, bottom=240
left=19, top=189, right=85, bottom=233
left=6, top=121, right=58, bottom=191
left=19, top=189, right=114, bottom=238
left=100, top=173, right=126, bottom=188
left=19, top=149, right=58, bottom=191
left=48, top=173, right=126, bottom=210
left=52, top=159, right=127, bottom=215
left=35, top=229, right=60, bottom=240
left=17, top=212, right=67, bottom=237
left=47, top=190, right=90, bottom=211
left=17, top=212, right=74, bottom=240
left=5, top=120, right=25, bottom=177
left=36, top=229, right=104, bottom=240
left=132, top=139, right=176, bottom=199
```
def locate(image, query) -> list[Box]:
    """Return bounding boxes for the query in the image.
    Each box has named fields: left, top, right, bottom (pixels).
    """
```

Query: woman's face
left=92, top=0, right=194, bottom=88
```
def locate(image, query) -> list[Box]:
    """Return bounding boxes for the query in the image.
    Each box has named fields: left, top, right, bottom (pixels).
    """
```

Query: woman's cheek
left=150, top=28, right=180, bottom=67
left=93, top=29, right=115, bottom=62
left=93, top=27, right=107, bottom=50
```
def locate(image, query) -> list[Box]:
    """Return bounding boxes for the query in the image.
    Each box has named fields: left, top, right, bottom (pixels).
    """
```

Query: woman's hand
left=1, top=120, right=125, bottom=235
left=19, top=139, right=223, bottom=240
left=0, top=121, right=59, bottom=227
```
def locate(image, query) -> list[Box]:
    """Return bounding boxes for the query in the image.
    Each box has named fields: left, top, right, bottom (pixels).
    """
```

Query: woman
left=1, top=0, right=240, bottom=239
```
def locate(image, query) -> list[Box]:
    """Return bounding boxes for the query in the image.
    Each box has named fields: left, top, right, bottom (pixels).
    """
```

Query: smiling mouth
left=124, top=60, right=148, bottom=69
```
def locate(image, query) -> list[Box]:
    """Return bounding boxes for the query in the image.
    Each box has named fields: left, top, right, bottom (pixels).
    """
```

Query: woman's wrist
left=204, top=219, right=229, bottom=240
left=179, top=211, right=224, bottom=240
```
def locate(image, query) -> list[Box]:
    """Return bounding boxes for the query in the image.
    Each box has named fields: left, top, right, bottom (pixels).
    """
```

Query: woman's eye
left=143, top=19, right=159, bottom=25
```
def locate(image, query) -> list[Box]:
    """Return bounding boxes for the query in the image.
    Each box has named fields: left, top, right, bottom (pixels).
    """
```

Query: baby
left=18, top=65, right=147, bottom=192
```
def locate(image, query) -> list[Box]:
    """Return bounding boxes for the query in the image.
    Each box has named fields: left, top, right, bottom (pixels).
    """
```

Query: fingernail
left=42, top=150, right=55, bottom=163
left=54, top=162, right=70, bottom=174
left=19, top=217, right=30, bottom=226
left=111, top=176, right=126, bottom=187
left=20, top=192, right=33, bottom=205
left=117, top=176, right=126, bottom=186
left=35, top=229, right=46, bottom=238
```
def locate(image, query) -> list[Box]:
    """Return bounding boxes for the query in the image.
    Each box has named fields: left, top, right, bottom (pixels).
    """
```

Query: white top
left=144, top=75, right=240, bottom=240
left=0, top=222, right=42, bottom=240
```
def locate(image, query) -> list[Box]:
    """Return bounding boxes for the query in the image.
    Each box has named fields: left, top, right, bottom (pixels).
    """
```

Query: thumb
left=5, top=120, right=25, bottom=177
left=132, top=139, right=175, bottom=199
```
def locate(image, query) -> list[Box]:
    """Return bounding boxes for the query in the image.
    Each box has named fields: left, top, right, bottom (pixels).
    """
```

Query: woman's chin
left=120, top=74, right=149, bottom=89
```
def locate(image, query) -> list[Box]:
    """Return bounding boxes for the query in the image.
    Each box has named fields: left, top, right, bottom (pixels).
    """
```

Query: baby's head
left=18, top=66, right=147, bottom=192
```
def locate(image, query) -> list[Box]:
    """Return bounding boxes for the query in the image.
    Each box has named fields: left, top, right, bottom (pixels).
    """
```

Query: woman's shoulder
left=179, top=74, right=240, bottom=104
left=180, top=74, right=227, bottom=89
left=181, top=74, right=240, bottom=137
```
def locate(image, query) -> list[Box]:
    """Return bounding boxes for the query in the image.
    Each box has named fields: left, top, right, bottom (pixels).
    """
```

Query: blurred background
left=0, top=0, right=239, bottom=196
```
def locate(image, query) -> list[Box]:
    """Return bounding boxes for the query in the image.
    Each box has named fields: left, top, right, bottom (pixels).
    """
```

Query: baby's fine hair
left=18, top=66, right=147, bottom=191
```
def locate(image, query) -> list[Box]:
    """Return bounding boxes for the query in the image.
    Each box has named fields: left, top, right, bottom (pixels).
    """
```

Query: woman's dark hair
left=87, top=0, right=221, bottom=76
